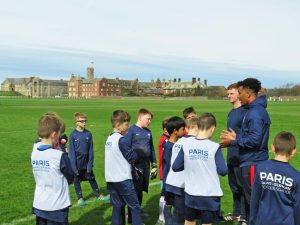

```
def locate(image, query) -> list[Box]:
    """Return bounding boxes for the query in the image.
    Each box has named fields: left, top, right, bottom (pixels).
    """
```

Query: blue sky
left=1, top=0, right=300, bottom=88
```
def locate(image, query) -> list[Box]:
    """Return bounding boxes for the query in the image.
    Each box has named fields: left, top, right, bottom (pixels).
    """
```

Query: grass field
left=0, top=97, right=300, bottom=225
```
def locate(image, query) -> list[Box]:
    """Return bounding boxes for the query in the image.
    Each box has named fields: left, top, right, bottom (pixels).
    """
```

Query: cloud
left=0, top=45, right=299, bottom=88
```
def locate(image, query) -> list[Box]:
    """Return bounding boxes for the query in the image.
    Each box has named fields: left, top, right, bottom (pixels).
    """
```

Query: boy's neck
left=169, top=135, right=178, bottom=143
left=135, top=122, right=144, bottom=128
left=197, top=130, right=212, bottom=139
left=113, top=128, right=121, bottom=134
left=188, top=129, right=198, bottom=136
left=76, top=126, right=84, bottom=132
left=274, top=154, right=290, bottom=163
left=41, top=138, right=53, bottom=146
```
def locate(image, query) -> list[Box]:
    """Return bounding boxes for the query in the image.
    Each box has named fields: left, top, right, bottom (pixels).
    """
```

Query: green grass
left=0, top=97, right=300, bottom=225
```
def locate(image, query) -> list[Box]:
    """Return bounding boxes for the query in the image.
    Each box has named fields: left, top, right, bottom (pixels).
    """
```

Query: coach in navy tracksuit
left=220, top=78, right=271, bottom=221
left=225, top=83, right=246, bottom=221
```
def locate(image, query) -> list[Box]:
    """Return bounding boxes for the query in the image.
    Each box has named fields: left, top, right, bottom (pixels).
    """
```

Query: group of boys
left=157, top=107, right=227, bottom=225
left=156, top=78, right=300, bottom=225
left=30, top=77, right=300, bottom=225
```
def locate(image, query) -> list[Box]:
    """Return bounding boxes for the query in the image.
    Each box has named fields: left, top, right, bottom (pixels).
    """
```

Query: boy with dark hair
left=69, top=112, right=106, bottom=206
left=173, top=113, right=227, bottom=225
left=165, top=117, right=199, bottom=225
left=161, top=116, right=186, bottom=224
left=249, top=131, right=300, bottom=225
left=182, top=107, right=197, bottom=135
left=224, top=83, right=246, bottom=222
left=182, top=107, right=197, bottom=121
left=105, top=110, right=143, bottom=225
left=122, top=108, right=157, bottom=222
left=31, top=113, right=74, bottom=225
left=157, top=116, right=170, bottom=224
left=220, top=78, right=271, bottom=222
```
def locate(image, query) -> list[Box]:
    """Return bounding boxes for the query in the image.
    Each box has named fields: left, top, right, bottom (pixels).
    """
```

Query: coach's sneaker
left=78, top=198, right=87, bottom=206
left=224, top=213, right=240, bottom=221
left=95, top=194, right=110, bottom=202
left=237, top=218, right=248, bottom=225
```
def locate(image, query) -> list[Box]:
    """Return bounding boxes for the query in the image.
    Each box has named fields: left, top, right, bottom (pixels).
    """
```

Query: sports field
left=0, top=97, right=299, bottom=225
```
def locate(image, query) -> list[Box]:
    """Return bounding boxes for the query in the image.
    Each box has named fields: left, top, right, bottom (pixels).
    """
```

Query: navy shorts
left=164, top=191, right=175, bottom=206
left=185, top=206, right=221, bottom=223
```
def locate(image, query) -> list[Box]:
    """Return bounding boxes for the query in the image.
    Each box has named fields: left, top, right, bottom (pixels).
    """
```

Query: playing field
left=0, top=97, right=299, bottom=225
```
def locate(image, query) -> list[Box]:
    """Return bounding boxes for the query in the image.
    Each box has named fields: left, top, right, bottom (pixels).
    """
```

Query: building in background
left=163, top=77, right=207, bottom=96
left=1, top=66, right=208, bottom=98
left=1, top=77, right=68, bottom=97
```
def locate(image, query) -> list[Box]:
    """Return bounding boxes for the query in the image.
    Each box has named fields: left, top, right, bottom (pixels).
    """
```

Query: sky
left=0, top=0, right=300, bottom=88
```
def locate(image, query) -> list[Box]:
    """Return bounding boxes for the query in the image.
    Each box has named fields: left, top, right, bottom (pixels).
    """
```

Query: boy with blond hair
left=249, top=131, right=300, bottom=225
left=69, top=112, right=105, bottom=206
left=173, top=113, right=227, bottom=225
left=31, top=113, right=74, bottom=224
left=105, top=110, right=143, bottom=225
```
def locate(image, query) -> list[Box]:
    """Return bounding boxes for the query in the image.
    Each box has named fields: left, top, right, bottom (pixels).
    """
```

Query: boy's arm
left=163, top=142, right=172, bottom=179
left=119, top=137, right=138, bottom=164
left=68, top=134, right=78, bottom=175
left=87, top=132, right=94, bottom=173
left=215, top=148, right=228, bottom=176
left=172, top=148, right=184, bottom=172
left=60, top=153, right=75, bottom=184
left=249, top=171, right=261, bottom=225
left=122, top=127, right=133, bottom=147
left=150, top=133, right=157, bottom=164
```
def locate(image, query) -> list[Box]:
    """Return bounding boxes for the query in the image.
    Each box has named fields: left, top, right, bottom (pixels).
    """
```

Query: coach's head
left=237, top=78, right=261, bottom=105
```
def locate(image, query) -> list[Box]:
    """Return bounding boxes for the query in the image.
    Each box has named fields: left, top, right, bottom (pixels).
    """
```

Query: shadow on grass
left=140, top=191, right=236, bottom=225
left=70, top=206, right=110, bottom=225
left=78, top=184, right=110, bottom=200
left=142, top=192, right=161, bottom=225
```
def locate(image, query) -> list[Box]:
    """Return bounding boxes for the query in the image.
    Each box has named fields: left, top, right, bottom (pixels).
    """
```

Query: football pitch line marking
left=1, top=181, right=161, bottom=225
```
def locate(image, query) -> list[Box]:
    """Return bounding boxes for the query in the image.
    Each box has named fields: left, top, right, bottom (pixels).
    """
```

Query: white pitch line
left=1, top=181, right=161, bottom=225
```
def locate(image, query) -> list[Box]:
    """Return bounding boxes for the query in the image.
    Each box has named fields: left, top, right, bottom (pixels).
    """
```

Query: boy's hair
left=38, top=115, right=62, bottom=138
left=187, top=116, right=199, bottom=128
left=74, top=112, right=87, bottom=122
left=111, top=110, right=131, bottom=127
left=162, top=116, right=171, bottom=130
left=43, top=111, right=65, bottom=133
left=182, top=106, right=196, bottom=119
left=273, top=131, right=296, bottom=155
left=165, top=116, right=186, bottom=135
left=237, top=78, right=261, bottom=95
left=227, top=83, right=238, bottom=90
left=138, top=108, right=153, bottom=118
left=197, top=113, right=216, bottom=130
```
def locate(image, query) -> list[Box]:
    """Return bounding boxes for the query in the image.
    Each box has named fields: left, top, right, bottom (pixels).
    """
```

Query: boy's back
left=32, top=145, right=71, bottom=211
left=183, top=138, right=224, bottom=196
left=250, top=160, right=300, bottom=225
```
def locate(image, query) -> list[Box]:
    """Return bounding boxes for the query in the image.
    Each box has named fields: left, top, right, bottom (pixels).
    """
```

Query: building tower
left=86, top=65, right=94, bottom=80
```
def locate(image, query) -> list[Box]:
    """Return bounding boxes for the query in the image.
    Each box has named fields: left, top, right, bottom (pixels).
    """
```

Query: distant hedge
left=0, top=91, right=24, bottom=96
